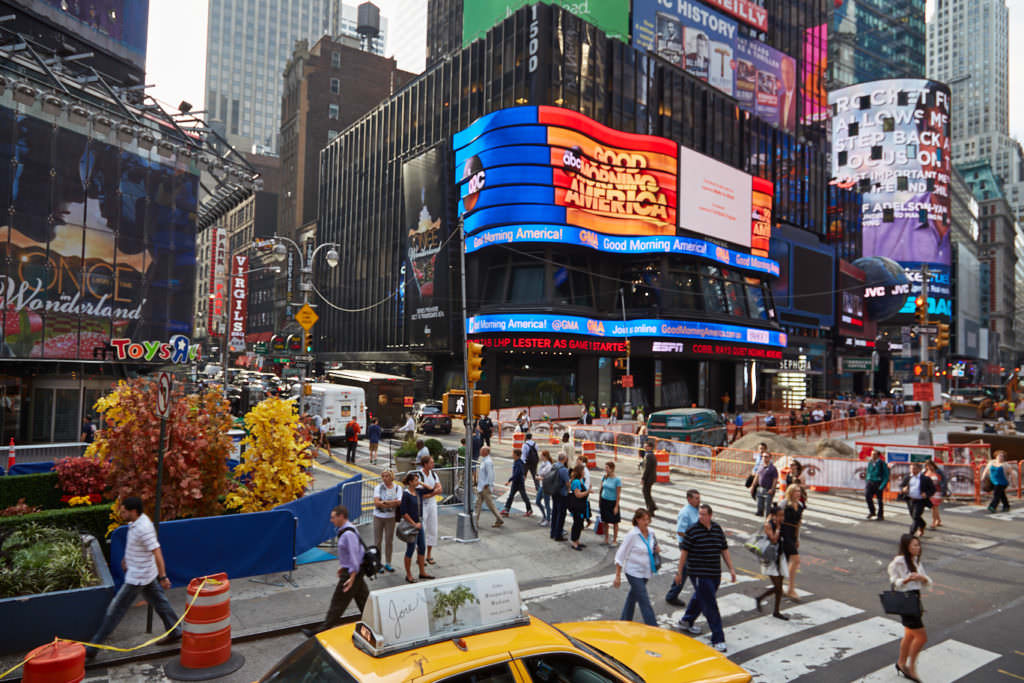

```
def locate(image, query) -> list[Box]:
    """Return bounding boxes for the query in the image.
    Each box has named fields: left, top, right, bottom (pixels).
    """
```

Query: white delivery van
left=301, top=383, right=366, bottom=444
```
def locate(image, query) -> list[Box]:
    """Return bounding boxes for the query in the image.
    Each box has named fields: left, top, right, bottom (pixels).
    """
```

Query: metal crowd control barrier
left=345, top=462, right=479, bottom=527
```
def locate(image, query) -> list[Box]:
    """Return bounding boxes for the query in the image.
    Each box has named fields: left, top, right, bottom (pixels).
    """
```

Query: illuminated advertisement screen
left=462, top=0, right=629, bottom=45
left=402, top=148, right=450, bottom=350
left=34, top=0, right=149, bottom=69
left=632, top=0, right=796, bottom=133
left=468, top=314, right=787, bottom=348
left=454, top=106, right=773, bottom=271
left=802, top=24, right=828, bottom=125
left=0, top=105, right=197, bottom=360
left=751, top=177, right=773, bottom=256
left=830, top=79, right=952, bottom=318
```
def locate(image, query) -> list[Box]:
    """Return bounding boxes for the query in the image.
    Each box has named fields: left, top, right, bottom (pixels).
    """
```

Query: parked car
left=416, top=402, right=452, bottom=434
left=646, top=408, right=728, bottom=447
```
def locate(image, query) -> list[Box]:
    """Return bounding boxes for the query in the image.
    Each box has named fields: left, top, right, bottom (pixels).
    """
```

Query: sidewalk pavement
left=0, top=493, right=608, bottom=681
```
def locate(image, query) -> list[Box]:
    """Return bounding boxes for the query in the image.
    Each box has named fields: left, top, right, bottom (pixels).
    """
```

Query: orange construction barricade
left=164, top=573, right=244, bottom=681
left=23, top=641, right=85, bottom=683
left=656, top=449, right=670, bottom=483
left=582, top=441, right=596, bottom=469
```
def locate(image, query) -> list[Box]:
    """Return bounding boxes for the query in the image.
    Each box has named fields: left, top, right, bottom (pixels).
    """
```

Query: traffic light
left=466, top=341, right=484, bottom=384
left=935, top=323, right=950, bottom=350
left=914, top=295, right=928, bottom=321
left=304, top=330, right=313, bottom=353
left=913, top=362, right=935, bottom=380
left=625, top=339, right=631, bottom=356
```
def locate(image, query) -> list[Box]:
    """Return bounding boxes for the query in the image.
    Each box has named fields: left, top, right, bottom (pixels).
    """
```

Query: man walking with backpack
left=304, top=505, right=371, bottom=636
left=345, top=416, right=361, bottom=463
left=547, top=453, right=570, bottom=540
left=523, top=433, right=540, bottom=494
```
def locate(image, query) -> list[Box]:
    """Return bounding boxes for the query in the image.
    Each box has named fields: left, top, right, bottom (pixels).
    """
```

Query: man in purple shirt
left=303, top=505, right=369, bottom=636
left=755, top=454, right=778, bottom=517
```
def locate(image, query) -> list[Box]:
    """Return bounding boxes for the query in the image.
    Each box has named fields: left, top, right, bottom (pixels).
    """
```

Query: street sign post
left=913, top=325, right=938, bottom=335
left=150, top=371, right=173, bottom=633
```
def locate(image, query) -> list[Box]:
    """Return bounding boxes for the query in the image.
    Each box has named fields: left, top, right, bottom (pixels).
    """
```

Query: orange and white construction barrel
left=23, top=640, right=85, bottom=683
left=656, top=449, right=670, bottom=483
left=582, top=441, right=596, bottom=469
left=164, top=573, right=244, bottom=681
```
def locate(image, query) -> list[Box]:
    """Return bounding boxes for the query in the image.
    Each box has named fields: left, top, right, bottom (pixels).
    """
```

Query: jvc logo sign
left=864, top=286, right=886, bottom=298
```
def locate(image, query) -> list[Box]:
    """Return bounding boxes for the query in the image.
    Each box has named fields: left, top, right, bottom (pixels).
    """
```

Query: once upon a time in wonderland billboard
left=0, top=105, right=198, bottom=359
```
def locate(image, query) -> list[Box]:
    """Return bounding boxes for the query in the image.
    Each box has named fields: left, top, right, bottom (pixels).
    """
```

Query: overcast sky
left=145, top=0, right=1024, bottom=141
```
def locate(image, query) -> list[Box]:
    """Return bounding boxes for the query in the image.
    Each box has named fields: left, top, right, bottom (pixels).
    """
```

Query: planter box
left=0, top=535, right=114, bottom=655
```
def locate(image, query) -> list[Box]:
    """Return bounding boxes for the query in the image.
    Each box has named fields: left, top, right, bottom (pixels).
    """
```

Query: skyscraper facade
left=928, top=0, right=1024, bottom=221
left=204, top=0, right=386, bottom=154
left=828, top=0, right=926, bottom=88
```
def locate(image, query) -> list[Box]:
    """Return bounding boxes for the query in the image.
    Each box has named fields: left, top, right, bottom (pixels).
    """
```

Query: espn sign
left=228, top=254, right=248, bottom=351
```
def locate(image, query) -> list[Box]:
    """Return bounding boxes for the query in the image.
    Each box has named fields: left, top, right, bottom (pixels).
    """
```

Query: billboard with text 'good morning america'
left=453, top=106, right=776, bottom=276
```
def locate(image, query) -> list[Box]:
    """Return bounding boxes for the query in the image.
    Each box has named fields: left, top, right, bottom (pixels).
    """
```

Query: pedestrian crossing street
left=945, top=503, right=1024, bottom=521
left=520, top=574, right=1002, bottom=682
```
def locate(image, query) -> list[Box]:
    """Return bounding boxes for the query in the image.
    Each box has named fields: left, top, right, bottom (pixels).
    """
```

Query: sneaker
left=538, top=519, right=549, bottom=526
left=866, top=513, right=875, bottom=519
left=492, top=520, right=504, bottom=528
left=666, top=597, right=685, bottom=607
left=678, top=620, right=701, bottom=635
left=384, top=564, right=395, bottom=573
left=713, top=642, right=727, bottom=652
left=500, top=510, right=510, bottom=517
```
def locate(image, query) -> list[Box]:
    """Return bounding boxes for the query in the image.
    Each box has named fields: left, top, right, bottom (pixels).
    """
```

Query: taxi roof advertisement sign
left=454, top=106, right=772, bottom=266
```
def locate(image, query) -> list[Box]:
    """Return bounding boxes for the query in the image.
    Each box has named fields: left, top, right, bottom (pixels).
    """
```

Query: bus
left=301, top=383, right=367, bottom=445
left=325, top=369, right=415, bottom=435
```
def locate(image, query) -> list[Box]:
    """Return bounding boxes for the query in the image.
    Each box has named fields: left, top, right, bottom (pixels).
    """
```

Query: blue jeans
left=681, top=575, right=725, bottom=644
left=621, top=574, right=657, bottom=626
left=87, top=579, right=180, bottom=655
left=665, top=541, right=687, bottom=601
left=405, top=528, right=426, bottom=558
left=535, top=487, right=550, bottom=520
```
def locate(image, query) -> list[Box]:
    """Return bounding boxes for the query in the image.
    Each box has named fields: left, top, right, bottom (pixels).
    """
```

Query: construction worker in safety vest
left=600, top=403, right=608, bottom=418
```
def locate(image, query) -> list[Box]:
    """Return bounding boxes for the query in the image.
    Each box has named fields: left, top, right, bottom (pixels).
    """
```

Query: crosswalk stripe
left=521, top=572, right=757, bottom=605
left=655, top=589, right=813, bottom=628
left=945, top=505, right=1023, bottom=520
left=698, top=598, right=863, bottom=656
left=857, top=639, right=1001, bottom=682
left=612, top=481, right=862, bottom=526
left=740, top=616, right=905, bottom=681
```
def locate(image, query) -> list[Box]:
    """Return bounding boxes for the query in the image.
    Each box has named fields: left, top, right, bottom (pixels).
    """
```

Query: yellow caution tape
left=0, top=577, right=211, bottom=680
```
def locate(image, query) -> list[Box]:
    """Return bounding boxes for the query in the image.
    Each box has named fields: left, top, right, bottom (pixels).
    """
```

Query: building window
left=329, top=104, right=339, bottom=119
left=330, top=78, right=340, bottom=93
left=331, top=51, right=341, bottom=68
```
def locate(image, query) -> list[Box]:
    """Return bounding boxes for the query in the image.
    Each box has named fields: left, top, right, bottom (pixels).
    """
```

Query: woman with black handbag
left=887, top=534, right=931, bottom=682
left=399, top=472, right=435, bottom=583
left=752, top=504, right=789, bottom=620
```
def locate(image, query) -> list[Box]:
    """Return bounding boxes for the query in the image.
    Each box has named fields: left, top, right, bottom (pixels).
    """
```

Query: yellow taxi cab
left=259, top=570, right=750, bottom=683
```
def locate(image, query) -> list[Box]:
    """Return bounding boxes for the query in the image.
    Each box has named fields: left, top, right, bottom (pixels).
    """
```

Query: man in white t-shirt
left=86, top=496, right=181, bottom=659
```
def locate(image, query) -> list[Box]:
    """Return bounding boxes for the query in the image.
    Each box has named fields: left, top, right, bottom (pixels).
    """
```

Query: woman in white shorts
left=416, top=454, right=442, bottom=565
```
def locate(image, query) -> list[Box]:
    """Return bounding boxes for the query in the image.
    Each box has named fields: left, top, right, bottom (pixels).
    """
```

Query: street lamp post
left=272, top=236, right=339, bottom=404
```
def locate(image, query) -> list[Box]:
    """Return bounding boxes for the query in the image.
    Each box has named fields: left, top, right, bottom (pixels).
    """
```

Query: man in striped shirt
left=673, top=504, right=737, bottom=653
left=86, top=496, right=181, bottom=659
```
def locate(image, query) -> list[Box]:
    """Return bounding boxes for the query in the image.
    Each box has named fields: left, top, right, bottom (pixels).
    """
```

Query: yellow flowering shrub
left=225, top=397, right=313, bottom=513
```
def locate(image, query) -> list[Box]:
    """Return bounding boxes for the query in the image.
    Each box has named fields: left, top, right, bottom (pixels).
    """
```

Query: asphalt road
left=335, top=431, right=1024, bottom=682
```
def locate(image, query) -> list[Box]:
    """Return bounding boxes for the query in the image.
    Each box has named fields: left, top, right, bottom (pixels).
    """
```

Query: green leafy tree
left=431, top=585, right=479, bottom=626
